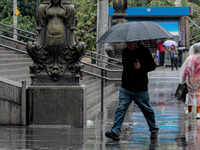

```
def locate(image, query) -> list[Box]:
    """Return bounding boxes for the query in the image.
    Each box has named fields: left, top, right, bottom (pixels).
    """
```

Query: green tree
left=0, top=0, right=97, bottom=51
left=0, top=0, right=36, bottom=42
left=188, top=2, right=200, bottom=43
left=0, top=0, right=37, bottom=20
left=148, top=0, right=175, bottom=6
left=18, top=0, right=37, bottom=17
left=128, top=0, right=175, bottom=7
left=0, top=0, right=13, bottom=20
left=72, top=0, right=97, bottom=51
left=0, top=13, right=36, bottom=42
left=189, top=0, right=200, bottom=6
left=128, top=0, right=151, bottom=7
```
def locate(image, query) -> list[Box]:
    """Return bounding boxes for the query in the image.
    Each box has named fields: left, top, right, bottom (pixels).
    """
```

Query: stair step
left=87, top=90, right=119, bottom=120
left=83, top=76, right=98, bottom=85
left=87, top=82, right=118, bottom=110
left=0, top=68, right=29, bottom=76
left=86, top=79, right=101, bottom=95
left=87, top=86, right=119, bottom=111
left=5, top=74, right=31, bottom=82
left=0, top=47, right=9, bottom=50
left=0, top=49, right=24, bottom=54
left=0, top=62, right=31, bottom=70
left=82, top=75, right=95, bottom=82
left=0, top=54, right=29, bottom=59
left=0, top=58, right=32, bottom=64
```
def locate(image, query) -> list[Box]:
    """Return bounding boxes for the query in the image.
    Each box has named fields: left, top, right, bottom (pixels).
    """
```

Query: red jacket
left=157, top=43, right=165, bottom=52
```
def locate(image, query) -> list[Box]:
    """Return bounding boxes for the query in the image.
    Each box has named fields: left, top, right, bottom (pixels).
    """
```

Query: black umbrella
left=97, top=21, right=173, bottom=43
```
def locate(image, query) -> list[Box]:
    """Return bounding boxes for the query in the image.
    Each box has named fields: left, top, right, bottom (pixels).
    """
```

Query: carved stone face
left=51, top=0, right=60, bottom=4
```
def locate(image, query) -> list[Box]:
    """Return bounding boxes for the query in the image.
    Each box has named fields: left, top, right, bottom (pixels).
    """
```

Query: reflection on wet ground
left=0, top=67, right=199, bottom=150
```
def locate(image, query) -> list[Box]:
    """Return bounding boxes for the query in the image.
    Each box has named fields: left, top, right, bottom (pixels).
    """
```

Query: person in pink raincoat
left=180, top=43, right=200, bottom=119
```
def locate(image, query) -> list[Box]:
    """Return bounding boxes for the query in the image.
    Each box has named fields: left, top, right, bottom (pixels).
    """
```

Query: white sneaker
left=185, top=111, right=192, bottom=118
left=185, top=110, right=188, bottom=116
left=185, top=111, right=194, bottom=119
left=196, top=113, right=200, bottom=119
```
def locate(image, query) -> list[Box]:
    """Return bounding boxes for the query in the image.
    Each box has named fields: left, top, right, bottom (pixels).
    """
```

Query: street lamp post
left=96, top=0, right=109, bottom=67
left=13, top=0, right=17, bottom=40
left=182, top=0, right=190, bottom=47
left=36, top=0, right=39, bottom=12
left=112, top=0, right=128, bottom=25
left=106, top=0, right=128, bottom=67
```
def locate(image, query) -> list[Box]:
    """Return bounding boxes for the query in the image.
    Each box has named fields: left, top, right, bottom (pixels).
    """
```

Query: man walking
left=105, top=41, right=159, bottom=140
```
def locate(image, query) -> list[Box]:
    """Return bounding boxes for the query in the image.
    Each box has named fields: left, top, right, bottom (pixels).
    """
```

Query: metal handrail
left=84, top=55, right=122, bottom=68
left=87, top=50, right=122, bottom=63
left=0, top=43, right=27, bottom=54
left=0, top=28, right=35, bottom=41
left=82, top=61, right=122, bottom=72
left=0, top=23, right=36, bottom=41
left=0, top=22, right=36, bottom=35
left=82, top=69, right=121, bottom=81
left=0, top=34, right=27, bottom=45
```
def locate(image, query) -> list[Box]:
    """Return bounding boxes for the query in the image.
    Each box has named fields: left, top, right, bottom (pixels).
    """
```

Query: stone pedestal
left=27, top=85, right=86, bottom=128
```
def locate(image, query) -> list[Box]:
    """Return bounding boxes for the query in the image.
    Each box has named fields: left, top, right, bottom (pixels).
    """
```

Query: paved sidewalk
left=1, top=67, right=200, bottom=150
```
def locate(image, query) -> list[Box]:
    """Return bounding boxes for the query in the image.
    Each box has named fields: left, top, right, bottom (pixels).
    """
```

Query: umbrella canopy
left=97, top=21, right=173, bottom=43
left=163, top=40, right=178, bottom=47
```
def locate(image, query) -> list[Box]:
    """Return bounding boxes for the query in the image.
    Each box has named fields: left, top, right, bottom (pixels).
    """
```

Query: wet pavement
left=1, top=67, right=200, bottom=150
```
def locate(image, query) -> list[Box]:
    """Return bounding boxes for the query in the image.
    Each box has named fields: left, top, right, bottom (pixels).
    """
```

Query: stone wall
left=0, top=77, right=22, bottom=125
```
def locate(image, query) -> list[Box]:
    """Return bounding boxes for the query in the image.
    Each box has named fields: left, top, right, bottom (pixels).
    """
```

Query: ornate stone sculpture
left=27, top=0, right=86, bottom=83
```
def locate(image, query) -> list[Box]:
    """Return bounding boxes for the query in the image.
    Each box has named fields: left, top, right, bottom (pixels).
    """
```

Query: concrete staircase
left=0, top=46, right=32, bottom=83
left=0, top=46, right=120, bottom=120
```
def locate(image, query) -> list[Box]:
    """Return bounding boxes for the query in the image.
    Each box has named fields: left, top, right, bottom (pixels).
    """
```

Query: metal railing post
left=21, top=81, right=26, bottom=126
left=101, top=69, right=104, bottom=112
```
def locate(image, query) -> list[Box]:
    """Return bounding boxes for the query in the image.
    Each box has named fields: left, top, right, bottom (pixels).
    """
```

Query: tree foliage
left=0, top=0, right=13, bottom=20
left=0, top=0, right=97, bottom=50
left=188, top=2, right=200, bottom=43
left=189, top=0, right=200, bottom=6
left=71, top=0, right=97, bottom=51
left=0, top=0, right=36, bottom=42
left=109, top=0, right=175, bottom=7
left=18, top=0, right=37, bottom=17
left=147, top=0, right=175, bottom=6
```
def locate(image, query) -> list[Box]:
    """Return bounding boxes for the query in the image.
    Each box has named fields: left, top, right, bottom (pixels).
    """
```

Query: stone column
left=13, top=0, right=17, bottom=40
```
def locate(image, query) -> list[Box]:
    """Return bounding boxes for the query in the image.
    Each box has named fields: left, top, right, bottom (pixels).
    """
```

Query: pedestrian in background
left=180, top=43, right=200, bottom=119
left=105, top=41, right=159, bottom=140
left=178, top=41, right=185, bottom=67
left=157, top=40, right=165, bottom=67
left=169, top=44, right=178, bottom=71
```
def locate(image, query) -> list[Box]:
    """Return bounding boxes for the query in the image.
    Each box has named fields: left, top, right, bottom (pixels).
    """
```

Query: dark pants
left=159, top=51, right=165, bottom=66
left=171, top=57, right=178, bottom=70
left=178, top=54, right=183, bottom=67
left=111, top=88, right=159, bottom=136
